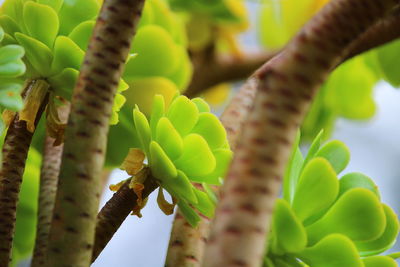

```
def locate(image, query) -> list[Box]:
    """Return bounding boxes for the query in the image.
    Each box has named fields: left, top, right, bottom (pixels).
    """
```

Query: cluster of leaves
left=265, top=132, right=399, bottom=266
left=105, top=0, right=195, bottom=168
left=0, top=0, right=131, bottom=124
left=0, top=26, right=25, bottom=134
left=125, top=94, right=232, bottom=226
left=167, top=0, right=248, bottom=52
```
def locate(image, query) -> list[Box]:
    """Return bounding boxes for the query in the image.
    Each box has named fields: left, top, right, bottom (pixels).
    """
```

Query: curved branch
left=202, top=1, right=398, bottom=266
left=0, top=80, right=49, bottom=266
left=91, top=170, right=159, bottom=262
left=185, top=51, right=276, bottom=98
left=185, top=6, right=400, bottom=99
left=45, top=1, right=145, bottom=266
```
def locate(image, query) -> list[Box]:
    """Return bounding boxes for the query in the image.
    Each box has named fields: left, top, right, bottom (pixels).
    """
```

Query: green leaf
left=23, top=2, right=59, bottom=48
left=124, top=25, right=179, bottom=78
left=58, top=0, right=99, bottom=35
left=375, top=39, right=400, bottom=87
left=50, top=36, right=84, bottom=75
left=191, top=113, right=226, bottom=149
left=155, top=117, right=183, bottom=160
left=0, top=82, right=23, bottom=110
left=150, top=94, right=165, bottom=136
left=48, top=67, right=79, bottom=100
left=306, top=188, right=386, bottom=245
left=191, top=97, right=210, bottom=113
left=15, top=32, right=53, bottom=76
left=37, top=0, right=64, bottom=11
left=283, top=131, right=302, bottom=202
left=339, top=172, right=380, bottom=199
left=0, top=26, right=4, bottom=42
left=363, top=256, right=397, bottom=267
left=193, top=188, right=214, bottom=218
left=149, top=141, right=177, bottom=181
left=272, top=199, right=307, bottom=253
left=167, top=95, right=199, bottom=136
left=110, top=93, right=126, bottom=125
left=167, top=44, right=193, bottom=91
left=0, top=15, right=20, bottom=37
left=177, top=200, right=200, bottom=227
left=190, top=148, right=232, bottom=185
left=292, top=158, right=338, bottom=222
left=303, top=130, right=324, bottom=168
left=0, top=45, right=25, bottom=78
left=315, top=140, right=350, bottom=174
left=162, top=170, right=197, bottom=204
left=68, top=20, right=95, bottom=50
left=174, top=134, right=216, bottom=178
left=356, top=204, right=399, bottom=256
left=0, top=45, right=24, bottom=64
left=298, top=234, right=363, bottom=267
left=133, top=108, right=151, bottom=155
left=202, top=183, right=217, bottom=204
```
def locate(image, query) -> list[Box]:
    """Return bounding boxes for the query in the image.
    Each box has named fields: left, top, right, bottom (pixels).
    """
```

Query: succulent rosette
left=126, top=94, right=232, bottom=226
left=0, top=25, right=25, bottom=134
left=0, top=0, right=129, bottom=124
left=264, top=132, right=399, bottom=266
left=106, top=0, right=193, bottom=167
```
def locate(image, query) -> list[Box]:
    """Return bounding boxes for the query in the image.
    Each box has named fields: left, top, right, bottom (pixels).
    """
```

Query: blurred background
left=1, top=0, right=398, bottom=266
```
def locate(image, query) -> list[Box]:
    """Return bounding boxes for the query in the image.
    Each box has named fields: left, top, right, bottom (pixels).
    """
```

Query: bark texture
left=45, top=1, right=145, bottom=266
left=92, top=172, right=159, bottom=262
left=0, top=80, right=49, bottom=266
left=32, top=104, right=69, bottom=267
left=202, top=1, right=398, bottom=266
left=165, top=78, right=258, bottom=267
left=31, top=134, right=63, bottom=267
left=185, top=52, right=275, bottom=98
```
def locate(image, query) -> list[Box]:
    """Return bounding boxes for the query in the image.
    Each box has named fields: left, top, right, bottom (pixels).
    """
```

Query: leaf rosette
left=126, top=94, right=232, bottom=226
left=265, top=132, right=399, bottom=266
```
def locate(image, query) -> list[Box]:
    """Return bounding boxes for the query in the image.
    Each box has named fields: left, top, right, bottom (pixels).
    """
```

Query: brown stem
left=0, top=80, right=49, bottom=266
left=164, top=6, right=400, bottom=265
left=91, top=170, right=159, bottom=262
left=45, top=1, right=145, bottom=266
left=202, top=1, right=398, bottom=266
left=165, top=78, right=258, bottom=267
left=31, top=103, right=69, bottom=267
left=31, top=134, right=63, bottom=267
left=185, top=7, right=400, bottom=99
left=184, top=51, right=276, bottom=98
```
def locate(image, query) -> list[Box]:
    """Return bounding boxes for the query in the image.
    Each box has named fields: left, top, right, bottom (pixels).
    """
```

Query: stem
left=185, top=6, right=400, bottom=99
left=0, top=80, right=49, bottom=266
left=91, top=169, right=159, bottom=262
left=165, top=78, right=258, bottom=267
left=202, top=1, right=398, bottom=266
left=185, top=51, right=276, bottom=98
left=31, top=103, right=69, bottom=267
left=45, top=1, right=145, bottom=266
left=164, top=6, right=400, bottom=264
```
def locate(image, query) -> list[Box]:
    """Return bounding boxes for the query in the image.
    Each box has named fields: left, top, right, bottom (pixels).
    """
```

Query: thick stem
left=45, top=1, right=145, bottom=266
left=165, top=78, right=258, bottom=267
left=91, top=170, right=159, bottom=262
left=31, top=134, right=63, bottom=267
left=202, top=1, right=398, bottom=266
left=0, top=80, right=49, bottom=266
left=31, top=104, right=69, bottom=267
